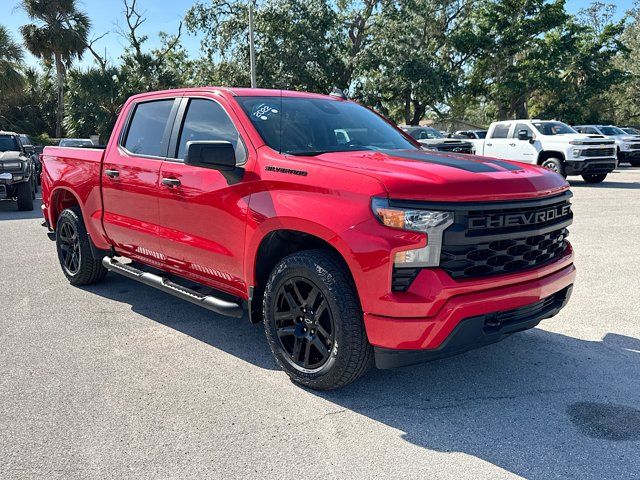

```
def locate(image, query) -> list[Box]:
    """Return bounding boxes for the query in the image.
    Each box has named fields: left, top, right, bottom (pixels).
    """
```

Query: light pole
left=248, top=1, right=257, bottom=88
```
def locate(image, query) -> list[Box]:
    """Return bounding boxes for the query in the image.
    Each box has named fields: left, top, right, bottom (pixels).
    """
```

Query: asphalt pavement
left=1, top=167, right=639, bottom=479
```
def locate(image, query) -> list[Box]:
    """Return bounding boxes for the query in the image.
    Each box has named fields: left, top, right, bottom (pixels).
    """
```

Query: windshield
left=531, top=122, right=576, bottom=136
left=59, top=139, right=93, bottom=147
left=406, top=127, right=444, bottom=140
left=599, top=126, right=626, bottom=136
left=0, top=135, right=19, bottom=152
left=623, top=127, right=640, bottom=135
left=236, top=96, right=417, bottom=155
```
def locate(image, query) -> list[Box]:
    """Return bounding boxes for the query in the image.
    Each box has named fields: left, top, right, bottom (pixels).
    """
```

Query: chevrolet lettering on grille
left=469, top=204, right=571, bottom=230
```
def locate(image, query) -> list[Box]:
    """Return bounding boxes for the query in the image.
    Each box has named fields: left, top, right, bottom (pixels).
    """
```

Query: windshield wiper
left=285, top=150, right=331, bottom=156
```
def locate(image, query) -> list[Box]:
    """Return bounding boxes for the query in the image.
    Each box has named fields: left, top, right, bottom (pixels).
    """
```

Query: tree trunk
left=497, top=102, right=509, bottom=121
left=410, top=99, right=425, bottom=125
left=404, top=89, right=411, bottom=125
left=54, top=53, right=65, bottom=138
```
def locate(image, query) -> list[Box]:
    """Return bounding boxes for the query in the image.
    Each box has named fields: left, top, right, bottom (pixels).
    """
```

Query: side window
left=176, top=98, right=247, bottom=165
left=123, top=99, right=175, bottom=157
left=512, top=123, right=533, bottom=138
left=490, top=124, right=511, bottom=139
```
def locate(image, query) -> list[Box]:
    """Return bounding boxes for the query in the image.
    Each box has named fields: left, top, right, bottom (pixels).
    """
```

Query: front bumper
left=374, top=285, right=572, bottom=368
left=364, top=246, right=575, bottom=357
left=564, top=158, right=616, bottom=175
left=618, top=150, right=640, bottom=161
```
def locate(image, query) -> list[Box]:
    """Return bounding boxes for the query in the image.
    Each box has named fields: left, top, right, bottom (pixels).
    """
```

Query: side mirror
left=517, top=129, right=532, bottom=141
left=23, top=144, right=35, bottom=154
left=184, top=141, right=236, bottom=171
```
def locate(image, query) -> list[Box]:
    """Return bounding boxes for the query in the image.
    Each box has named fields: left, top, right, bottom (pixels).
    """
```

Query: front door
left=101, top=97, right=179, bottom=263
left=156, top=97, right=253, bottom=297
left=508, top=123, right=539, bottom=164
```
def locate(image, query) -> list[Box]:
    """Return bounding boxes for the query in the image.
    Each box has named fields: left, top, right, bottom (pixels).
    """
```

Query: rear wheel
left=582, top=173, right=607, bottom=183
left=56, top=207, right=108, bottom=285
left=263, top=249, right=373, bottom=390
left=16, top=181, right=34, bottom=211
left=541, top=158, right=566, bottom=178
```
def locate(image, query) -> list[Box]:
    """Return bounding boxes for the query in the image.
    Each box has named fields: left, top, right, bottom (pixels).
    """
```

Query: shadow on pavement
left=0, top=197, right=43, bottom=220
left=85, top=274, right=640, bottom=479
left=569, top=180, right=640, bottom=189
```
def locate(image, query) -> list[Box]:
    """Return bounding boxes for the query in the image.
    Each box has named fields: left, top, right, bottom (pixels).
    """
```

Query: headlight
left=572, top=148, right=581, bottom=158
left=621, top=143, right=631, bottom=151
left=12, top=175, right=23, bottom=181
left=371, top=198, right=453, bottom=267
left=0, top=161, right=22, bottom=170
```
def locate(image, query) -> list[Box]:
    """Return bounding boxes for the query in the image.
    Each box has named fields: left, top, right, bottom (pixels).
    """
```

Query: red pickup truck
left=41, top=87, right=575, bottom=389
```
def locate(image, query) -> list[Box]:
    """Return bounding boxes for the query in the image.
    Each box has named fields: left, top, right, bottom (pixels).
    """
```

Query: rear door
left=483, top=123, right=512, bottom=158
left=101, top=97, right=180, bottom=262
left=156, top=96, right=253, bottom=297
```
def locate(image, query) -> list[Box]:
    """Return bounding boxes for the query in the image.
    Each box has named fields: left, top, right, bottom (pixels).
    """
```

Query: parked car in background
left=620, top=126, right=640, bottom=136
left=573, top=125, right=640, bottom=167
left=401, top=125, right=474, bottom=154
left=19, top=133, right=42, bottom=186
left=40, top=87, right=575, bottom=389
left=0, top=131, right=37, bottom=210
left=475, top=120, right=616, bottom=183
left=453, top=130, right=488, bottom=151
left=58, top=138, right=94, bottom=147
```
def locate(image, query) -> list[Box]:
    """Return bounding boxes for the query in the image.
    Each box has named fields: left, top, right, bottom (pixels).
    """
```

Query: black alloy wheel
left=274, top=277, right=335, bottom=371
left=58, top=221, right=81, bottom=276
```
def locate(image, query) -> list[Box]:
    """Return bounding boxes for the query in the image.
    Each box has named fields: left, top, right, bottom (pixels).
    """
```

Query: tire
left=541, top=158, right=566, bottom=178
left=16, top=181, right=34, bottom=211
left=263, top=249, right=373, bottom=390
left=630, top=159, right=640, bottom=167
left=56, top=207, right=108, bottom=286
left=582, top=173, right=607, bottom=183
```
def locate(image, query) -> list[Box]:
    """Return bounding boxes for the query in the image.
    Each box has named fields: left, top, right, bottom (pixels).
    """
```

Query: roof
left=126, top=87, right=346, bottom=103
left=0, top=131, right=18, bottom=136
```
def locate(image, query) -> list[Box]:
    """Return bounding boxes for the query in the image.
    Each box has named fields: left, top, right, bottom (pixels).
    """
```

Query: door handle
left=509, top=143, right=516, bottom=147
left=162, top=177, right=181, bottom=188
left=486, top=143, right=492, bottom=146
left=104, top=169, right=119, bottom=178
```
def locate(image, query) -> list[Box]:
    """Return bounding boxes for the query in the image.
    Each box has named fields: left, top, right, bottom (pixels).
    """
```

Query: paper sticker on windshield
left=252, top=103, right=279, bottom=121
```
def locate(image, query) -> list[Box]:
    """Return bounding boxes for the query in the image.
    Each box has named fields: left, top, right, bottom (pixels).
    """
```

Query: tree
left=356, top=0, right=476, bottom=125
left=0, top=26, right=24, bottom=99
left=185, top=0, right=348, bottom=91
left=20, top=0, right=90, bottom=137
left=465, top=0, right=569, bottom=120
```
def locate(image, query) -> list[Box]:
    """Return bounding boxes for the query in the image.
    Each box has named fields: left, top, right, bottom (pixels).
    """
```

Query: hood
left=541, top=133, right=613, bottom=145
left=611, top=135, right=640, bottom=141
left=0, top=151, right=22, bottom=162
left=305, top=149, right=569, bottom=202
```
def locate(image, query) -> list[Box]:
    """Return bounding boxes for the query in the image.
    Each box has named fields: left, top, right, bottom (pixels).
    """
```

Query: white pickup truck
left=475, top=120, right=617, bottom=183
left=573, top=125, right=640, bottom=167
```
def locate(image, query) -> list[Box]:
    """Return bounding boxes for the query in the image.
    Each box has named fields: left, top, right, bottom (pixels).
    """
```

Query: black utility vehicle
left=0, top=131, right=37, bottom=211
left=401, top=125, right=474, bottom=154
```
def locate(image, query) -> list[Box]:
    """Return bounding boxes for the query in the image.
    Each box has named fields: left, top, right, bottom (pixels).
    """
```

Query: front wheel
left=582, top=173, right=607, bottom=184
left=263, top=250, right=373, bottom=390
left=541, top=158, right=566, bottom=178
left=56, top=207, right=108, bottom=285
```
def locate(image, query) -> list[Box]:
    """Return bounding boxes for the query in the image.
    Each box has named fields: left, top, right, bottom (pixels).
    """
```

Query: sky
left=4, top=0, right=637, bottom=70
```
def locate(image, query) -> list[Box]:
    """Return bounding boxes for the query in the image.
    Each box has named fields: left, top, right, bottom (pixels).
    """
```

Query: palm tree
left=20, top=0, right=90, bottom=137
left=0, top=25, right=24, bottom=97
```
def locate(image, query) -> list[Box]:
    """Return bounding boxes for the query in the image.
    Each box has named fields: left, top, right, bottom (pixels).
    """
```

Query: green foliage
left=5, top=0, right=638, bottom=137
left=0, top=26, right=25, bottom=98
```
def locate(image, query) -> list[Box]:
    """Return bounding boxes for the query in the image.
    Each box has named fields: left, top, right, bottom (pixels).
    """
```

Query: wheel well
left=537, top=151, right=565, bottom=165
left=251, top=230, right=352, bottom=323
left=50, top=189, right=80, bottom=228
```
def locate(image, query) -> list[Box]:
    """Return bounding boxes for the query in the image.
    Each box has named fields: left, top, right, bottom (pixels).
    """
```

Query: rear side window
left=123, top=99, right=175, bottom=157
left=175, top=98, right=247, bottom=164
left=490, top=124, right=511, bottom=139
